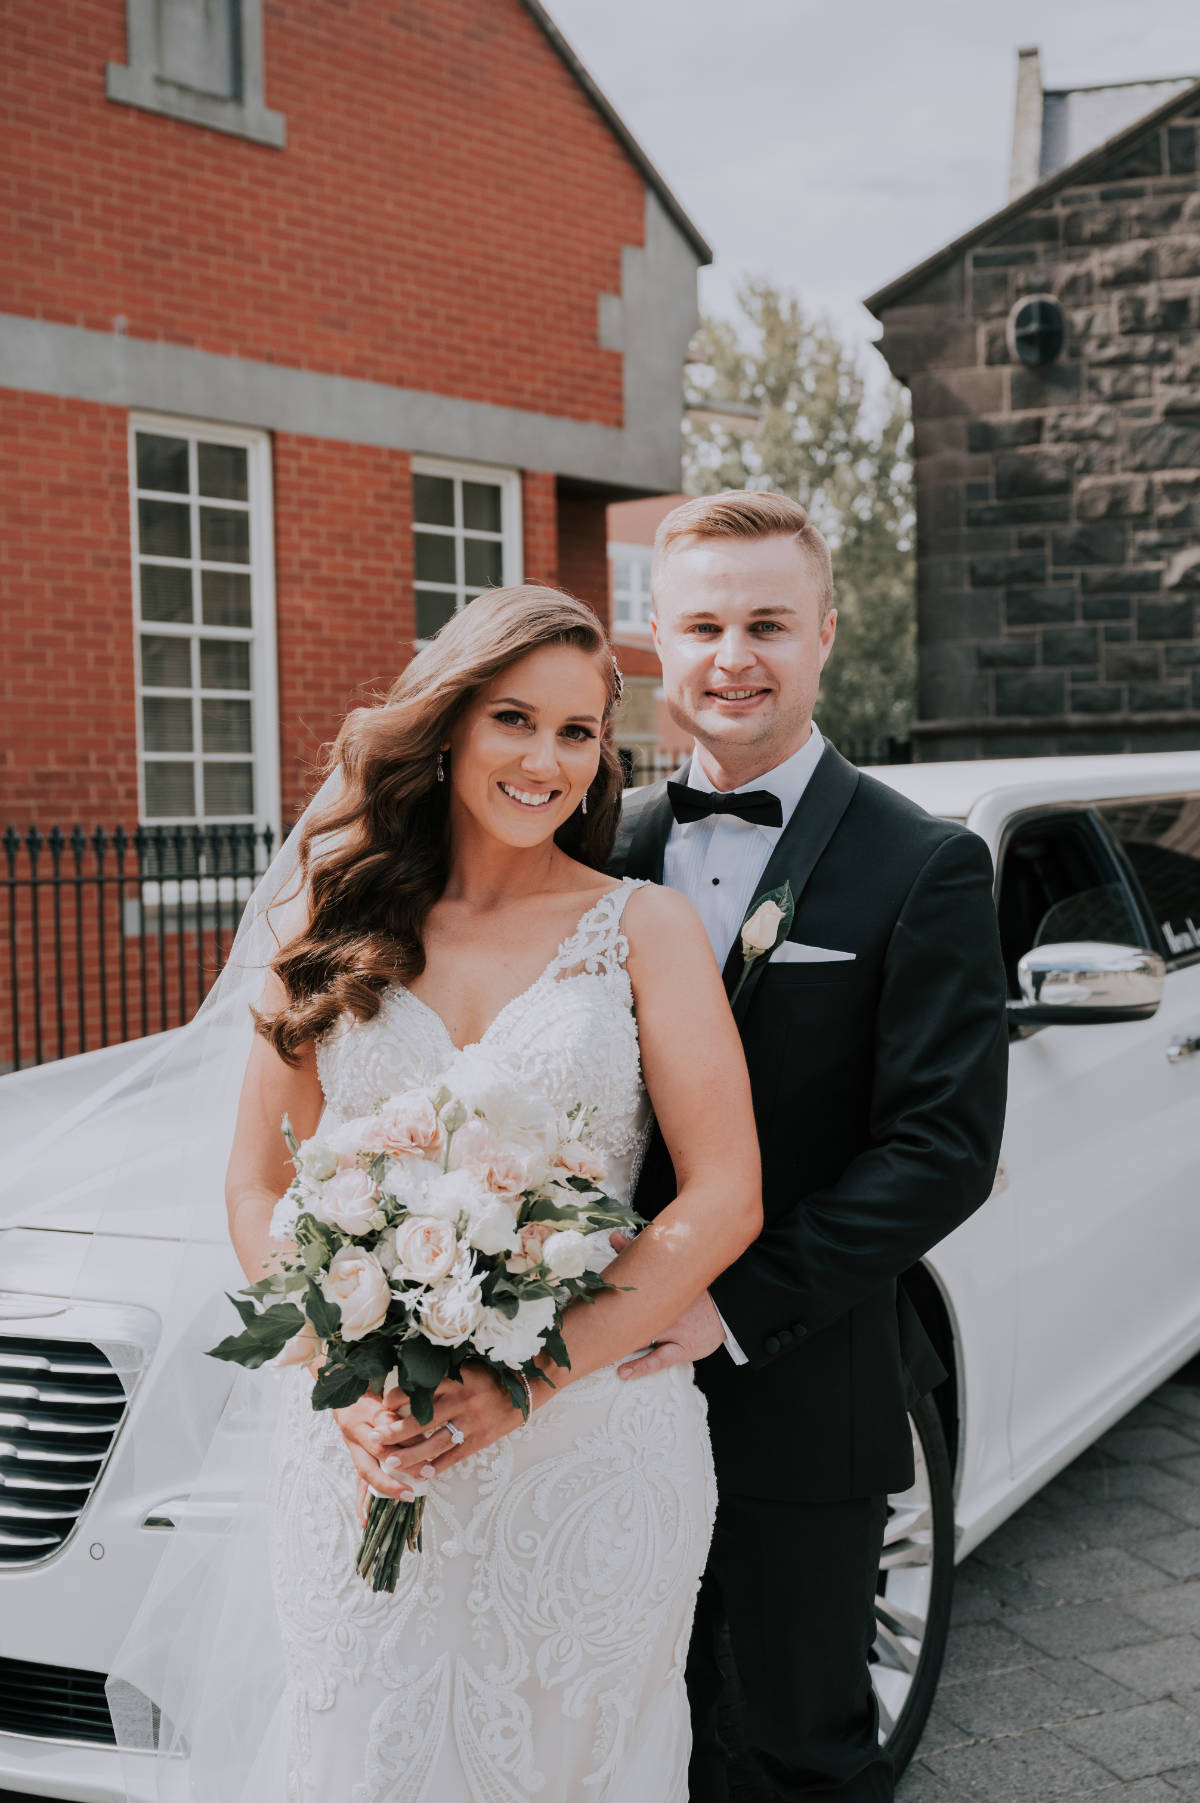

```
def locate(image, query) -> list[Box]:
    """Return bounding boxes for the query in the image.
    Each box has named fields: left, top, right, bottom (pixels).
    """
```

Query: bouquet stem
left=356, top=1492, right=425, bottom=1592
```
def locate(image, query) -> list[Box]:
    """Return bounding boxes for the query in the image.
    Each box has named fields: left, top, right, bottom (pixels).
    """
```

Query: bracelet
left=518, top=1371, right=533, bottom=1416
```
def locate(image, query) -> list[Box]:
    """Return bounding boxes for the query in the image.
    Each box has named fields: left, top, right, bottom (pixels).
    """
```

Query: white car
left=2, top=750, right=1199, bottom=1792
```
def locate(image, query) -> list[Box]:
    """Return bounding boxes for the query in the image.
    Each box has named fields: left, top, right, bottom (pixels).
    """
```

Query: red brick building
left=0, top=0, right=708, bottom=1063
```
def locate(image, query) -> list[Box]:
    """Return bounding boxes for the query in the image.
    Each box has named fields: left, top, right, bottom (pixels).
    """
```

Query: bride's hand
left=377, top=1362, right=528, bottom=1480
left=333, top=1391, right=416, bottom=1504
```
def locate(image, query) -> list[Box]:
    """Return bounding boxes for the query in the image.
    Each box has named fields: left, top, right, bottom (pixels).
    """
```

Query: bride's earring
left=581, top=790, right=588, bottom=817
left=436, top=750, right=445, bottom=784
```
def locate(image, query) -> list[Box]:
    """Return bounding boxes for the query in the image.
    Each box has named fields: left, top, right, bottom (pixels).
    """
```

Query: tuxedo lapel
left=619, top=764, right=687, bottom=884
left=727, top=744, right=861, bottom=1027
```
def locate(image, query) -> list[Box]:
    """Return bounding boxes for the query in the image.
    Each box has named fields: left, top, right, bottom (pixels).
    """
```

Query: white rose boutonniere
left=731, top=880, right=795, bottom=1004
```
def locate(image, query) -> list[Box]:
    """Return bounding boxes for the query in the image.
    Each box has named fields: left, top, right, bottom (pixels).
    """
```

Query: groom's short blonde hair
left=651, top=490, right=834, bottom=618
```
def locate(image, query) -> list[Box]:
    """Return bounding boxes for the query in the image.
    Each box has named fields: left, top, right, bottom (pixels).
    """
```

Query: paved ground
left=898, top=1356, right=1200, bottom=1801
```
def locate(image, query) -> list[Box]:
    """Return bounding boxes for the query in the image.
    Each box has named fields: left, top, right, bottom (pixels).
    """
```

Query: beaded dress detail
left=269, top=880, right=717, bottom=1803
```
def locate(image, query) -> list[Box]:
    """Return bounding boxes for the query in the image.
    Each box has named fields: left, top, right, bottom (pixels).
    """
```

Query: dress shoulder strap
left=547, top=878, right=648, bottom=982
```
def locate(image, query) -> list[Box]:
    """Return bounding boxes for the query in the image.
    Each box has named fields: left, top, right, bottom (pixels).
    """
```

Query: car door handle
left=1166, top=1036, right=1200, bottom=1063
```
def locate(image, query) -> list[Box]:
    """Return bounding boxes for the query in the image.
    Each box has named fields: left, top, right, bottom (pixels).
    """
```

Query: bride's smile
left=445, top=642, right=608, bottom=856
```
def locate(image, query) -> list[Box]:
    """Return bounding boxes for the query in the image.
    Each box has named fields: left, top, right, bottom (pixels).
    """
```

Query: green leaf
left=541, top=1324, right=571, bottom=1371
left=408, top=1385, right=436, bottom=1427
left=311, top=1360, right=370, bottom=1411
left=492, top=1365, right=531, bottom=1418
left=304, top=1279, right=341, bottom=1338
left=281, top=1114, right=301, bottom=1160
left=227, top=1290, right=260, bottom=1328
left=206, top=1301, right=305, bottom=1368
left=401, top=1339, right=450, bottom=1393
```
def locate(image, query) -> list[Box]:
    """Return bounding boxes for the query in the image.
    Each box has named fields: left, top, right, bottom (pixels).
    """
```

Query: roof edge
left=518, top=0, right=713, bottom=266
left=864, top=73, right=1200, bottom=317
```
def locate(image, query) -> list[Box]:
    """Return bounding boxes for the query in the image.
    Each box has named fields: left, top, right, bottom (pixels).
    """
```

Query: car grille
left=0, top=1653, right=116, bottom=1745
left=0, top=1335, right=129, bottom=1565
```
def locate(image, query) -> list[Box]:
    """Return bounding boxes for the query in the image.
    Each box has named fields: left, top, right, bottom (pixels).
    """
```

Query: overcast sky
left=547, top=0, right=1200, bottom=363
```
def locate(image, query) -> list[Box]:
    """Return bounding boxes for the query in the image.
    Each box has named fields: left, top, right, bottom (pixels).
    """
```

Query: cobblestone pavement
left=898, top=1357, right=1200, bottom=1801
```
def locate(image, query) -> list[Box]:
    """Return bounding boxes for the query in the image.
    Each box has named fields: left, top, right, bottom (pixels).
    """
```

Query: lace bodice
left=315, top=878, right=651, bottom=1190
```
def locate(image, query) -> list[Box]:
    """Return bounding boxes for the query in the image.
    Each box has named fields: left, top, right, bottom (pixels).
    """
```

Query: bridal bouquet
left=207, top=1047, right=640, bottom=1591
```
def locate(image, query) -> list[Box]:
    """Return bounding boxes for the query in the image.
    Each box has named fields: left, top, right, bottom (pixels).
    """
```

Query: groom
left=609, top=491, right=1008, bottom=1801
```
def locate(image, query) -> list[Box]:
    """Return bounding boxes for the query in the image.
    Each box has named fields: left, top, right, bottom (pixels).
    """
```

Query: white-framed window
left=411, top=457, right=523, bottom=642
left=128, top=414, right=279, bottom=835
left=610, top=542, right=654, bottom=635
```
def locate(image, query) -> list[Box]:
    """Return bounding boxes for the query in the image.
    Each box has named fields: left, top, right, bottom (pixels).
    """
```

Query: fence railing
left=2, top=824, right=275, bottom=1071
left=4, top=739, right=911, bottom=1070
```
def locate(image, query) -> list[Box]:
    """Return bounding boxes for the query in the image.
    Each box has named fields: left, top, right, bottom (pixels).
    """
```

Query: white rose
left=392, top=1215, right=459, bottom=1285
left=542, top=1229, right=589, bottom=1279
left=474, top=1297, right=558, bottom=1368
left=381, top=1157, right=436, bottom=1211
left=320, top=1246, right=391, bottom=1341
left=465, top=1197, right=521, bottom=1257
left=267, top=1315, right=320, bottom=1370
left=419, top=1272, right=485, bottom=1347
left=741, top=898, right=785, bottom=955
left=297, top=1138, right=339, bottom=1182
left=427, top=1168, right=492, bottom=1222
left=583, top=1227, right=620, bottom=1273
left=324, top=1117, right=374, bottom=1165
left=554, top=1138, right=608, bottom=1185
left=311, top=1167, right=379, bottom=1237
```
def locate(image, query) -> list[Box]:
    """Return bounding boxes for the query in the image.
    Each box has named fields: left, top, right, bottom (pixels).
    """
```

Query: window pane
left=203, top=762, right=255, bottom=817
left=463, top=536, right=503, bottom=588
left=200, top=639, right=251, bottom=690
left=142, top=695, right=194, bottom=752
left=414, top=532, right=456, bottom=583
left=197, top=442, right=248, bottom=501
left=141, top=634, right=192, bottom=688
left=201, top=569, right=252, bottom=627
left=136, top=434, right=189, bottom=494
left=1102, top=797, right=1200, bottom=958
left=138, top=498, right=191, bottom=559
left=413, top=473, right=455, bottom=527
left=199, top=506, right=250, bottom=564
left=140, top=563, right=193, bottom=623
left=202, top=697, right=252, bottom=753
left=614, top=595, right=632, bottom=625
left=416, top=590, right=458, bottom=638
left=462, top=482, right=502, bottom=532
left=144, top=762, right=196, bottom=818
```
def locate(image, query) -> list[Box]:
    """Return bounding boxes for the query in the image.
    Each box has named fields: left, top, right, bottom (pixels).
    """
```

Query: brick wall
left=3, top=0, right=643, bottom=426
left=556, top=486, right=609, bottom=616
left=0, top=392, right=138, bottom=820
left=873, top=94, right=1200, bottom=759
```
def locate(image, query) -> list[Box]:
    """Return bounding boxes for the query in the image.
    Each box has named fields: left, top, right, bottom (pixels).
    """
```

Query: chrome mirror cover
left=1009, top=942, right=1165, bottom=1029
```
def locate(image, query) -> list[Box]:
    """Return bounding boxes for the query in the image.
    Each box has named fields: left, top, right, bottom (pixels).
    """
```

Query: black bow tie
left=666, top=782, right=783, bottom=829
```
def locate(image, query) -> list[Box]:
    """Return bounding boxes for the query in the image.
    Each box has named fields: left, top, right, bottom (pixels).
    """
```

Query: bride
left=222, top=584, right=761, bottom=1802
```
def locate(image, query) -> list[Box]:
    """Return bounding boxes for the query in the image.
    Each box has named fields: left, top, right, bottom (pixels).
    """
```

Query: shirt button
left=711, top=877, right=720, bottom=886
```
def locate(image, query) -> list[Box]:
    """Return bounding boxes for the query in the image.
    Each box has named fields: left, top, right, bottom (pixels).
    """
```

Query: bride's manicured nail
left=382, top=1456, right=404, bottom=1474
left=420, top=1463, right=436, bottom=1479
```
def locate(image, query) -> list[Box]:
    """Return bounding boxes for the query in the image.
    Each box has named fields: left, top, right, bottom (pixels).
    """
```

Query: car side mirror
left=1007, top=942, right=1165, bottom=1031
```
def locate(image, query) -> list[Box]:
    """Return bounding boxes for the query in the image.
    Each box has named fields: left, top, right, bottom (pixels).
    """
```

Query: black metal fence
left=2, top=824, right=274, bottom=1071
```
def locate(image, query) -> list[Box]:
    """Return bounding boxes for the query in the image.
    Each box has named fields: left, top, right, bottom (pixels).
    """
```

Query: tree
left=682, top=280, right=915, bottom=756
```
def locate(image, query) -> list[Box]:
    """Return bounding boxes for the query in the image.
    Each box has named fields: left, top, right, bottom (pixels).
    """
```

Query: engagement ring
left=444, top=1420, right=465, bottom=1447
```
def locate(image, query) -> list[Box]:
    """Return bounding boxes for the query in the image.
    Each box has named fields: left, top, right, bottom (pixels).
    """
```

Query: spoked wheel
left=871, top=1393, right=955, bottom=1773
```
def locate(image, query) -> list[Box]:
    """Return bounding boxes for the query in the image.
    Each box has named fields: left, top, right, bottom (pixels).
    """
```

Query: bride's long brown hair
left=257, top=585, right=626, bottom=1062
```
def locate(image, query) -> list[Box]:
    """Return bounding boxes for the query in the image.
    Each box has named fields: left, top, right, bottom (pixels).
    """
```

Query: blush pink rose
left=506, top=1219, right=556, bottom=1275
left=320, top=1247, right=391, bottom=1340
left=312, top=1167, right=378, bottom=1236
left=450, top=1120, right=529, bottom=1199
left=360, top=1092, right=445, bottom=1160
left=392, top=1215, right=458, bottom=1285
left=554, top=1139, right=608, bottom=1186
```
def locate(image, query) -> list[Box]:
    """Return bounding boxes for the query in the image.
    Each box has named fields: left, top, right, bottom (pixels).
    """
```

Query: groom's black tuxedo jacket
left=610, top=743, right=1009, bottom=1502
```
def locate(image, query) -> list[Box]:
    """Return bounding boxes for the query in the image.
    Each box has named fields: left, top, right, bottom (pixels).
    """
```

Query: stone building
left=866, top=51, right=1200, bottom=760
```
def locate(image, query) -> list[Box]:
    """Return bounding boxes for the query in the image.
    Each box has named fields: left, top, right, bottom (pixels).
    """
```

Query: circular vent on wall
left=1006, top=295, right=1065, bottom=367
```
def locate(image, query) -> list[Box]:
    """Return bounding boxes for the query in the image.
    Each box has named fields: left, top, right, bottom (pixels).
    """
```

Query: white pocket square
left=770, top=941, right=856, bottom=964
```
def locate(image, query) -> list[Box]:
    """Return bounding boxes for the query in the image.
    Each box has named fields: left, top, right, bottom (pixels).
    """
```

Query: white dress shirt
left=661, top=724, right=825, bottom=1364
left=664, top=724, right=826, bottom=965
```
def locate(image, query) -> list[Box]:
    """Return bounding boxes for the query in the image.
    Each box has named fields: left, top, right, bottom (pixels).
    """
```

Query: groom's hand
left=618, top=1287, right=725, bottom=1380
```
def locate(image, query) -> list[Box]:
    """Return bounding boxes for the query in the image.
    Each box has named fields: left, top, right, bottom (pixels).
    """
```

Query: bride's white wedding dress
left=268, top=879, right=717, bottom=1803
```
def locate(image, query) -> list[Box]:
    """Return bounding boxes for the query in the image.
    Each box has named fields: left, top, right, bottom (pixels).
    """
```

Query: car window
left=995, top=812, right=1146, bottom=997
left=1099, top=795, right=1200, bottom=963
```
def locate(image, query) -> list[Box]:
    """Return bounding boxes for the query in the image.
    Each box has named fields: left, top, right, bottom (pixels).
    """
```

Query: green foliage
left=207, top=1298, right=305, bottom=1368
left=683, top=279, right=916, bottom=753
